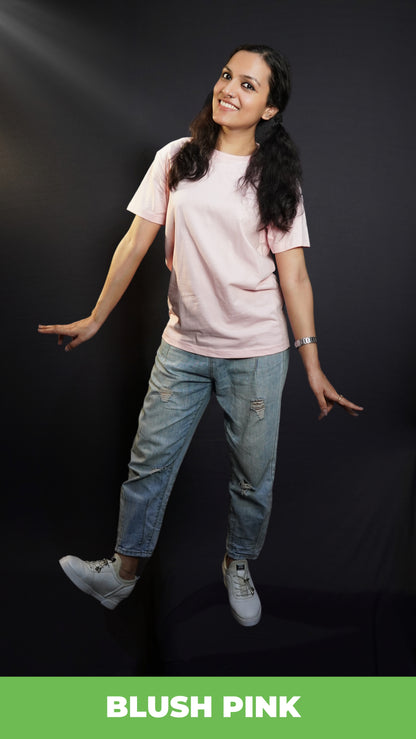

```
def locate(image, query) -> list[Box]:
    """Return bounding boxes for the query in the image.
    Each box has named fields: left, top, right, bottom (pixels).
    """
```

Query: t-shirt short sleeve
left=126, top=138, right=189, bottom=226
left=266, top=197, right=310, bottom=254
left=127, top=149, right=169, bottom=225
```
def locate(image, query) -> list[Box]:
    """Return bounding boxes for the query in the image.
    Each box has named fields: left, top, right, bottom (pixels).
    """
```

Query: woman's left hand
left=306, top=368, right=364, bottom=420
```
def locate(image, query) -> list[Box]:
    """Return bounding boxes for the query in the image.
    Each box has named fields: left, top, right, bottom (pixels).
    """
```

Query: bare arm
left=38, top=215, right=161, bottom=351
left=275, top=247, right=363, bottom=419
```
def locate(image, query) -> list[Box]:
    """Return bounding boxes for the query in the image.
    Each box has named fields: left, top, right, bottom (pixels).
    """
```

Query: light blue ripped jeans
left=116, top=340, right=289, bottom=560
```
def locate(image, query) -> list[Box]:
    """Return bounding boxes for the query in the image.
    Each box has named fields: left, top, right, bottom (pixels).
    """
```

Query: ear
left=261, top=105, right=279, bottom=121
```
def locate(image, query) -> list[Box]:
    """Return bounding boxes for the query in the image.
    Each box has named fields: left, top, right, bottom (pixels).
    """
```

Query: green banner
left=1, top=676, right=415, bottom=738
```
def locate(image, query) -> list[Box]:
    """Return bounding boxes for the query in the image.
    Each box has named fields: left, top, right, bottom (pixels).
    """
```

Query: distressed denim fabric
left=116, top=340, right=289, bottom=559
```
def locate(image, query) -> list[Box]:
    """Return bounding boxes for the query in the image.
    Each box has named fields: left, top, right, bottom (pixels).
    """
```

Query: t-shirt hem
left=161, top=329, right=290, bottom=358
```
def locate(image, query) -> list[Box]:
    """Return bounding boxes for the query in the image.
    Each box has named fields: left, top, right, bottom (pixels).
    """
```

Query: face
left=212, top=50, right=278, bottom=132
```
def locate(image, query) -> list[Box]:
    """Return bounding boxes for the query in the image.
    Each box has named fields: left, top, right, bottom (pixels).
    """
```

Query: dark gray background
left=1, top=0, right=415, bottom=675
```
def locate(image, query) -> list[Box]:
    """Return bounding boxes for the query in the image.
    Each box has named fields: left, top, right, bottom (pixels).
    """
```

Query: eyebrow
left=224, top=65, right=261, bottom=87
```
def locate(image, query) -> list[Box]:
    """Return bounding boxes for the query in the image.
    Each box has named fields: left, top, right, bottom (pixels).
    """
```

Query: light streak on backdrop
left=0, top=0, right=140, bottom=130
left=0, top=0, right=148, bottom=215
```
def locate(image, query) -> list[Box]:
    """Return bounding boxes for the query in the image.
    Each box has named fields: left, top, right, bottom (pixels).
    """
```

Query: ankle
left=116, top=553, right=139, bottom=580
left=119, top=567, right=136, bottom=581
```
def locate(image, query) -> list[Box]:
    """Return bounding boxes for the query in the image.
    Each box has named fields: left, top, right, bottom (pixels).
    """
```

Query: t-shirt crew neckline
left=213, top=148, right=252, bottom=163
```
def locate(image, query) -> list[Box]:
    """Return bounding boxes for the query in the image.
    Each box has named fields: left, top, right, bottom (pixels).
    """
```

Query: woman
left=38, top=44, right=363, bottom=627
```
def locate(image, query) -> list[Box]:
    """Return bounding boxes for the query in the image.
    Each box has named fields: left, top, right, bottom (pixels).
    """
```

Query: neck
left=216, top=128, right=257, bottom=156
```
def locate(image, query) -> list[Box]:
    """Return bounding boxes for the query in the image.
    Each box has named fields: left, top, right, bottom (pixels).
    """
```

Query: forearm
left=91, top=235, right=143, bottom=328
left=279, top=271, right=321, bottom=376
left=91, top=216, right=160, bottom=328
left=275, top=247, right=363, bottom=418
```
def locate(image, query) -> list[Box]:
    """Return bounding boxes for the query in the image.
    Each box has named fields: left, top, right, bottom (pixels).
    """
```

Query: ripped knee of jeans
left=239, top=479, right=255, bottom=496
left=250, top=398, right=265, bottom=420
left=159, top=388, right=173, bottom=402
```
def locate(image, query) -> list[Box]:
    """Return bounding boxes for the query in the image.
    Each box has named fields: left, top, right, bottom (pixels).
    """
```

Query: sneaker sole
left=230, top=602, right=262, bottom=627
left=59, top=557, right=120, bottom=610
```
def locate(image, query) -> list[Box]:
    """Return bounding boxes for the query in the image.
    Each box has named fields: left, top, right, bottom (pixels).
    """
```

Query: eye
left=222, top=71, right=232, bottom=80
left=242, top=81, right=255, bottom=91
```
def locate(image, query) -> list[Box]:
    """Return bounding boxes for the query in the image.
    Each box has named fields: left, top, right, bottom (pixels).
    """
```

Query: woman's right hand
left=38, top=315, right=100, bottom=352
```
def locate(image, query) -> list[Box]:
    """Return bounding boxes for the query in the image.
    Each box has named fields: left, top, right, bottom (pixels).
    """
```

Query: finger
left=343, top=404, right=364, bottom=415
left=38, top=324, right=63, bottom=333
left=38, top=324, right=59, bottom=334
left=57, top=332, right=76, bottom=346
left=324, top=388, right=363, bottom=410
left=57, top=331, right=75, bottom=346
left=64, top=340, right=75, bottom=352
left=38, top=324, right=75, bottom=336
left=344, top=401, right=364, bottom=411
left=335, top=394, right=364, bottom=413
left=317, top=392, right=334, bottom=420
left=319, top=404, right=336, bottom=420
left=64, top=336, right=82, bottom=352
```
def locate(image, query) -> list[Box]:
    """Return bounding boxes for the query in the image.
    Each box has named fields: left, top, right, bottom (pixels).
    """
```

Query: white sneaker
left=59, top=554, right=137, bottom=610
left=222, top=556, right=262, bottom=627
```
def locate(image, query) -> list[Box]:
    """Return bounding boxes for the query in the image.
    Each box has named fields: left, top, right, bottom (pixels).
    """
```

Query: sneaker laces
left=231, top=570, right=255, bottom=598
left=86, top=557, right=116, bottom=573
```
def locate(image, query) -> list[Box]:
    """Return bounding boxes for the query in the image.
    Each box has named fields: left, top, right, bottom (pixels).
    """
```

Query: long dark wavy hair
left=168, top=43, right=302, bottom=233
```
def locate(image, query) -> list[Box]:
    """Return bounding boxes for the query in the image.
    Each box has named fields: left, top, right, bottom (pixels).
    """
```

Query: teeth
left=220, top=100, right=238, bottom=110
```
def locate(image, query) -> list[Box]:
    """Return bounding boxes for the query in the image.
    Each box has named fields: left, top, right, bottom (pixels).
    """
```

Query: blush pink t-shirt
left=127, top=138, right=310, bottom=358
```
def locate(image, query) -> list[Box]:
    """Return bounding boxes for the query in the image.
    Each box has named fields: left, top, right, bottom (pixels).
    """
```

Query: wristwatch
left=294, top=336, right=317, bottom=349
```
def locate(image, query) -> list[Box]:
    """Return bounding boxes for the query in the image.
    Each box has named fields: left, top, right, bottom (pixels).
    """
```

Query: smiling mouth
left=219, top=99, right=239, bottom=111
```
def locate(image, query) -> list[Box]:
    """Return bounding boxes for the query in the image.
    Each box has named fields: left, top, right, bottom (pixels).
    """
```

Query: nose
left=222, top=79, right=237, bottom=97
